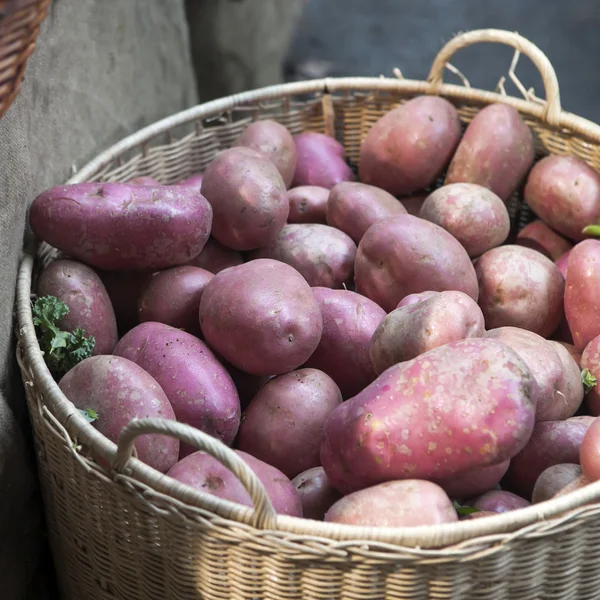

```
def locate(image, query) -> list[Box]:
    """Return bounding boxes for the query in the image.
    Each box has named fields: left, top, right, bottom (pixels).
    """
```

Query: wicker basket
left=16, top=29, right=600, bottom=600
left=0, top=0, right=50, bottom=119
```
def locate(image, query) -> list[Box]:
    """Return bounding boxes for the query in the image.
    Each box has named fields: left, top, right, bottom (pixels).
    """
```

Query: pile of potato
left=29, top=95, right=600, bottom=527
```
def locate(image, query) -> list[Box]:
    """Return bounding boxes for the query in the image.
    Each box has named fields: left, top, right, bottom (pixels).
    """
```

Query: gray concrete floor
left=285, top=0, right=600, bottom=123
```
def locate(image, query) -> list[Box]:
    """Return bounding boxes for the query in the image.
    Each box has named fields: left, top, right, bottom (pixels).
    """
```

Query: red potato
left=565, top=240, right=600, bottom=351
left=547, top=340, right=584, bottom=418
left=232, top=119, right=297, bottom=188
left=553, top=474, right=591, bottom=497
left=291, top=132, right=354, bottom=189
left=29, top=183, right=212, bottom=271
left=320, top=338, right=535, bottom=494
left=113, top=322, right=241, bottom=455
left=359, top=96, right=462, bottom=195
left=237, top=369, right=342, bottom=479
left=287, top=186, right=330, bottom=224
left=128, top=176, right=161, bottom=185
left=532, top=464, right=583, bottom=504
left=445, top=103, right=534, bottom=202
left=524, top=155, right=600, bottom=241
left=555, top=249, right=572, bottom=279
left=185, top=237, right=244, bottom=274
left=470, top=490, right=530, bottom=513
left=200, top=147, right=289, bottom=251
left=324, top=480, right=458, bottom=527
left=37, top=259, right=118, bottom=355
left=178, top=172, right=203, bottom=192
left=554, top=341, right=582, bottom=368
left=580, top=335, right=600, bottom=416
left=581, top=417, right=600, bottom=482
left=59, top=356, right=179, bottom=473
left=399, top=192, right=429, bottom=216
left=475, top=245, right=565, bottom=337
left=326, top=182, right=406, bottom=244
left=354, top=214, right=478, bottom=312
left=292, top=467, right=342, bottom=521
left=370, top=291, right=485, bottom=374
left=167, top=449, right=302, bottom=517
left=249, top=224, right=356, bottom=288
left=304, top=287, right=386, bottom=399
left=516, top=220, right=572, bottom=261
left=503, top=416, right=595, bottom=499
left=137, top=266, right=213, bottom=334
left=419, top=183, right=510, bottom=257
left=434, top=460, right=510, bottom=501
left=397, top=290, right=439, bottom=308
left=199, top=259, right=323, bottom=376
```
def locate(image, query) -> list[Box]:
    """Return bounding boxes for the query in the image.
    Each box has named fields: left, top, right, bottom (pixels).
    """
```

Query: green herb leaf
left=453, top=500, right=481, bottom=516
left=79, top=408, right=99, bottom=424
left=582, top=224, right=600, bottom=237
left=582, top=368, right=597, bottom=394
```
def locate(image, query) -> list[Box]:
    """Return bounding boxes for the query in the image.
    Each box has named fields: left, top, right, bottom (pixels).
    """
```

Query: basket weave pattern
left=16, top=30, right=600, bottom=599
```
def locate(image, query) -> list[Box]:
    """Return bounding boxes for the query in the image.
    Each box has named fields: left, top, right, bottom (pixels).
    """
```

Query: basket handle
left=427, top=29, right=561, bottom=126
left=112, top=418, right=278, bottom=530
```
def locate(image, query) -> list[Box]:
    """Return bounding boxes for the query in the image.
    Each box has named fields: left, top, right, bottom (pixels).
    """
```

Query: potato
left=532, top=464, right=582, bottom=504
left=200, top=147, right=289, bottom=251
left=167, top=449, right=303, bottom=516
left=470, top=490, right=530, bottom=513
left=359, top=96, right=462, bottom=195
left=419, top=183, right=510, bottom=257
left=232, top=119, right=296, bottom=188
left=581, top=417, right=600, bottom=483
left=503, top=416, right=595, bottom=499
left=445, top=103, right=534, bottom=202
left=370, top=291, right=485, bottom=374
left=287, top=186, right=329, bottom=224
left=113, top=322, right=241, bottom=455
left=555, top=249, right=572, bottom=279
left=553, top=474, right=590, bottom=498
left=59, top=355, right=179, bottom=472
left=199, top=259, right=323, bottom=376
left=399, top=192, right=429, bottom=216
left=29, top=183, right=212, bottom=271
left=475, top=245, right=565, bottom=337
left=237, top=369, right=342, bottom=479
left=326, top=182, right=406, bottom=243
left=128, top=176, right=161, bottom=185
left=178, top=172, right=203, bottom=192
left=524, top=155, right=600, bottom=241
left=434, top=460, right=510, bottom=501
left=396, top=290, right=439, bottom=308
left=249, top=224, right=356, bottom=288
left=354, top=214, right=478, bottom=312
left=320, top=338, right=535, bottom=493
left=580, top=335, right=600, bottom=416
left=138, top=266, right=213, bottom=334
left=185, top=237, right=244, bottom=274
left=516, top=220, right=572, bottom=261
left=37, top=259, right=118, bottom=355
left=292, top=467, right=342, bottom=520
left=324, top=480, right=458, bottom=527
left=548, top=340, right=584, bottom=418
left=484, top=327, right=580, bottom=422
left=291, top=132, right=354, bottom=189
left=554, top=341, right=582, bottom=368
left=565, top=240, right=600, bottom=351
left=304, top=288, right=385, bottom=399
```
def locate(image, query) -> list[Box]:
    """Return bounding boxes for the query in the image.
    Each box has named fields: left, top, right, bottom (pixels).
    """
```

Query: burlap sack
left=0, top=1, right=197, bottom=598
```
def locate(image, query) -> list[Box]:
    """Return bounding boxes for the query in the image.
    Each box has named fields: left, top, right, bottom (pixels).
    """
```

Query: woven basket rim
left=17, top=29, right=600, bottom=550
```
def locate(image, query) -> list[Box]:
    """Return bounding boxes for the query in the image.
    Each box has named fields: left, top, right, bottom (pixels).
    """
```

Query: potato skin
left=532, top=463, right=582, bottom=504
left=324, top=480, right=458, bottom=527
left=304, top=288, right=386, bottom=399
left=548, top=340, right=584, bottom=418
left=237, top=369, right=342, bottom=479
left=397, top=290, right=439, bottom=308
left=200, top=147, right=289, bottom=251
left=475, top=245, right=565, bottom=337
left=580, top=335, right=600, bottom=415
left=419, top=183, right=510, bottom=257
left=504, top=416, right=595, bottom=499
left=434, top=460, right=510, bottom=501
left=470, top=490, right=530, bottom=513
left=555, top=249, right=572, bottom=279
left=399, top=192, right=429, bottom=216
left=37, top=259, right=118, bottom=355
left=292, top=467, right=342, bottom=520
left=326, top=182, right=406, bottom=243
left=287, top=186, right=330, bottom=224
left=199, top=259, right=323, bottom=376
left=320, top=338, right=535, bottom=494
left=370, top=290, right=485, bottom=374
left=354, top=214, right=478, bottom=312
left=580, top=417, right=600, bottom=482
left=233, top=119, right=297, bottom=188
left=138, top=266, right=213, bottom=334
left=524, top=155, right=600, bottom=241
left=445, top=103, right=534, bottom=201
left=291, top=132, right=354, bottom=189
left=185, top=237, right=244, bottom=274
left=516, top=220, right=572, bottom=261
left=59, top=356, right=179, bottom=473
left=29, top=183, right=212, bottom=271
left=250, top=224, right=356, bottom=288
left=359, top=96, right=462, bottom=195
left=166, top=449, right=303, bottom=516
left=113, top=322, right=241, bottom=455
left=565, top=240, right=600, bottom=351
